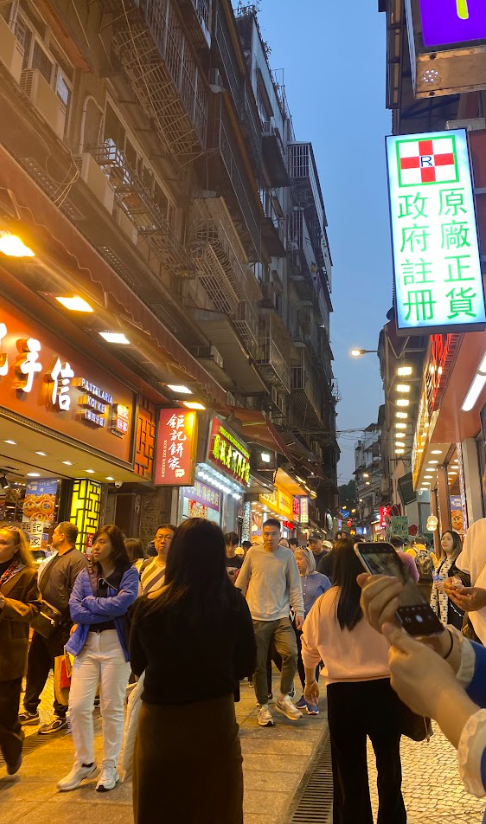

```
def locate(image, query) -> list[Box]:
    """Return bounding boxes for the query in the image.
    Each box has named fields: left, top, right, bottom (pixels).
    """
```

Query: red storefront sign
left=154, top=409, right=197, bottom=486
left=380, top=506, right=391, bottom=529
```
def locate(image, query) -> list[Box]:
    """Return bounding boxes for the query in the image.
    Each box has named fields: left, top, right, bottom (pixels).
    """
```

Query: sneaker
left=257, top=704, right=275, bottom=727
left=18, top=711, right=39, bottom=726
left=38, top=717, right=68, bottom=735
left=96, top=765, right=119, bottom=792
left=6, top=753, right=22, bottom=776
left=306, top=703, right=319, bottom=716
left=295, top=695, right=308, bottom=710
left=57, top=762, right=97, bottom=792
left=275, top=695, right=303, bottom=721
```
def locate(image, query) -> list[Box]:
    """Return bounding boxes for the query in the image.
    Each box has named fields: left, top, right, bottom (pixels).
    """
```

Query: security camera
left=114, top=481, right=123, bottom=489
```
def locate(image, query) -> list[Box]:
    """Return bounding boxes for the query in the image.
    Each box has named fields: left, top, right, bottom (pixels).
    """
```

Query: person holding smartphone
left=302, top=537, right=406, bottom=824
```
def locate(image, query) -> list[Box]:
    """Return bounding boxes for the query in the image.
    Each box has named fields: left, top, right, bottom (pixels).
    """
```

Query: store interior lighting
left=4, top=439, right=16, bottom=445
left=183, top=401, right=206, bottom=410
left=396, top=423, right=407, bottom=429
left=396, top=399, right=410, bottom=407
left=396, top=412, right=408, bottom=419
left=0, top=232, right=35, bottom=257
left=167, top=384, right=192, bottom=394
left=396, top=384, right=410, bottom=393
left=99, top=331, right=130, bottom=345
left=397, top=366, right=413, bottom=376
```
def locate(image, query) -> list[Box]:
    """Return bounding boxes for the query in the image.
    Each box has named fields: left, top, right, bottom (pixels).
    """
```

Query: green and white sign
left=386, top=129, right=485, bottom=335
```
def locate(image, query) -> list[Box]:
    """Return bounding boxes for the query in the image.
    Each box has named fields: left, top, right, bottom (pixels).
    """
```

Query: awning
left=224, top=407, right=295, bottom=463
left=0, top=146, right=227, bottom=407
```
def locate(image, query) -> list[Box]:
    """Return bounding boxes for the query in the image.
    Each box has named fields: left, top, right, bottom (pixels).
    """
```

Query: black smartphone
left=354, top=542, right=444, bottom=637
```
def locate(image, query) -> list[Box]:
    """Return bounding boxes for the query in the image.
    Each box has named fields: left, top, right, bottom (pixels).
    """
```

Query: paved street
left=1, top=675, right=485, bottom=824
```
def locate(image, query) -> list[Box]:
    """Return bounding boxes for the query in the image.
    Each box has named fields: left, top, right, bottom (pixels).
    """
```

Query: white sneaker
left=58, top=762, right=97, bottom=791
left=96, top=765, right=119, bottom=792
left=275, top=695, right=303, bottom=721
left=257, top=704, right=275, bottom=727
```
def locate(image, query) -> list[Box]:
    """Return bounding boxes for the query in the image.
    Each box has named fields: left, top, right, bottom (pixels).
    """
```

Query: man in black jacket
left=19, top=522, right=87, bottom=734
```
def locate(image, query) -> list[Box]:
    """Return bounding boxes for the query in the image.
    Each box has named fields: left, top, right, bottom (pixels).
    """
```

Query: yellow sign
left=259, top=485, right=293, bottom=519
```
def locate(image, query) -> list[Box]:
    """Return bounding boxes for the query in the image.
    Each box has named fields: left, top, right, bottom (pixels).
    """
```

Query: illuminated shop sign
left=418, top=0, right=486, bottom=47
left=184, top=480, right=221, bottom=512
left=259, top=486, right=294, bottom=520
left=387, top=129, right=485, bottom=335
left=300, top=496, right=309, bottom=524
left=207, top=417, right=250, bottom=487
left=155, top=409, right=197, bottom=486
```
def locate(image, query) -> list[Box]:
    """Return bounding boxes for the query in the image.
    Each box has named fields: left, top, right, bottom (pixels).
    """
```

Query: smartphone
left=354, top=542, right=444, bottom=637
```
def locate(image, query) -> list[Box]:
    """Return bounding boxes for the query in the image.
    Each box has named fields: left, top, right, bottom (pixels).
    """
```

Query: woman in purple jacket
left=58, top=525, right=139, bottom=794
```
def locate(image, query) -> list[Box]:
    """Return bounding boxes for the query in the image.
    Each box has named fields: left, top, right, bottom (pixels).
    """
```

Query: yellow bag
left=53, top=654, right=71, bottom=707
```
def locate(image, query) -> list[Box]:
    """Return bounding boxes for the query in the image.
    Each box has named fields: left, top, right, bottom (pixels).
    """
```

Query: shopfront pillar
left=462, top=438, right=484, bottom=526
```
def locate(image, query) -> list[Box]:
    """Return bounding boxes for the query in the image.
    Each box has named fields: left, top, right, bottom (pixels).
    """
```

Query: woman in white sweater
left=302, top=538, right=406, bottom=824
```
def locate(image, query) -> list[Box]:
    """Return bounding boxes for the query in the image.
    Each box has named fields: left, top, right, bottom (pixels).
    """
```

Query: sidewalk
left=0, top=675, right=328, bottom=824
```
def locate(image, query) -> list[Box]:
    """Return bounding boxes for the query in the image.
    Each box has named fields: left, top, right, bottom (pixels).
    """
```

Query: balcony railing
left=256, top=314, right=290, bottom=393
left=90, top=142, right=192, bottom=276
left=102, top=0, right=208, bottom=165
left=291, top=349, right=322, bottom=423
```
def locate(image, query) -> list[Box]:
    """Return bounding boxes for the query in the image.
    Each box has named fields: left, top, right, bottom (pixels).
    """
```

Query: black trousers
left=0, top=678, right=24, bottom=768
left=24, top=631, right=67, bottom=718
left=327, top=679, right=406, bottom=824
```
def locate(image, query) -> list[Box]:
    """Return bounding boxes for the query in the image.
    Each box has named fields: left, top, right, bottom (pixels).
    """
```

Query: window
left=32, top=40, right=53, bottom=83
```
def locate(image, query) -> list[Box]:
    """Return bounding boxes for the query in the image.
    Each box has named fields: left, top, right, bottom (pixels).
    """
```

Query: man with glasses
left=140, top=524, right=176, bottom=594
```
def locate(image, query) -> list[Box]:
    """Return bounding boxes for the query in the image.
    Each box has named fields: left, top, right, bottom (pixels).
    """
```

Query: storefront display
left=22, top=477, right=58, bottom=548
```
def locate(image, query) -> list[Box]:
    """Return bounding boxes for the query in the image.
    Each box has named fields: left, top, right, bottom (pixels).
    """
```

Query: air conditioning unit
left=20, top=69, right=66, bottom=139
left=113, top=207, right=138, bottom=245
left=76, top=153, right=115, bottom=213
left=191, top=344, right=224, bottom=369
left=0, top=16, right=23, bottom=84
left=446, top=118, right=486, bottom=132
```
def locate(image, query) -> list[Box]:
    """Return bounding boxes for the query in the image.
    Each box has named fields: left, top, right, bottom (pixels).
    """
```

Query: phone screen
left=355, top=542, right=443, bottom=637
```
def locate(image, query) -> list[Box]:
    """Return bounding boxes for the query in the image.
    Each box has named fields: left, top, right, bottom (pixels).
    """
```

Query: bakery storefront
left=0, top=294, right=146, bottom=550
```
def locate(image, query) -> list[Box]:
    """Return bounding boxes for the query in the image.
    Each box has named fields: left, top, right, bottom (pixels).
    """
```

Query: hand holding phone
left=355, top=542, right=443, bottom=637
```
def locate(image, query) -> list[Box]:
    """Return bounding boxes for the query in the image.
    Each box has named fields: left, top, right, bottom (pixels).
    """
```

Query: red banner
left=154, top=409, right=197, bottom=486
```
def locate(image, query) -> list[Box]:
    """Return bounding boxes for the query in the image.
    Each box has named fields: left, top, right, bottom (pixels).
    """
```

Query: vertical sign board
left=387, top=129, right=486, bottom=336
left=418, top=0, right=486, bottom=47
left=154, top=409, right=198, bottom=486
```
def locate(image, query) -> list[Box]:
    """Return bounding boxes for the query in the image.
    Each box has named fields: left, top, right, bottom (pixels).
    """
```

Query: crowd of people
left=1, top=512, right=486, bottom=823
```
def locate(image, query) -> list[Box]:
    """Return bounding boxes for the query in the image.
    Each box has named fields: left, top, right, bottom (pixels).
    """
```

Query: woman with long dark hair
left=302, top=537, right=406, bottom=824
left=0, top=526, right=39, bottom=775
left=431, top=529, right=466, bottom=630
left=58, top=525, right=139, bottom=794
left=130, top=518, right=256, bottom=824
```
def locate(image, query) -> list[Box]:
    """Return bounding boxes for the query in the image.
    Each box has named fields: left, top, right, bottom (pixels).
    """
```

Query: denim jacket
left=66, top=565, right=139, bottom=661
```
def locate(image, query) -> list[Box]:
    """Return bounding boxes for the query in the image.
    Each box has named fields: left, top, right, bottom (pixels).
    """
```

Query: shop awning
left=0, top=146, right=227, bottom=407
left=224, top=407, right=295, bottom=463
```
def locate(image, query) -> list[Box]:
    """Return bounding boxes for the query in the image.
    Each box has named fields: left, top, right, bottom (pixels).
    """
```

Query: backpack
left=414, top=550, right=434, bottom=582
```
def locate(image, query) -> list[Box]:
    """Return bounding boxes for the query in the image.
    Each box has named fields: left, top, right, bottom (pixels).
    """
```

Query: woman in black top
left=130, top=518, right=256, bottom=824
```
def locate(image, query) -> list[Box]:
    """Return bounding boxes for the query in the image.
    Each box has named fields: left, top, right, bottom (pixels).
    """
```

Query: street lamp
left=350, top=348, right=378, bottom=357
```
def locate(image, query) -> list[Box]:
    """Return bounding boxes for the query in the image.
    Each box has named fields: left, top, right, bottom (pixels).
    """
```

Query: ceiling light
left=62, top=461, right=73, bottom=466
left=56, top=296, right=93, bottom=312
left=462, top=373, right=486, bottom=412
left=397, top=366, right=413, bottom=376
left=167, top=384, right=193, bottom=394
left=4, top=439, right=16, bottom=445
left=396, top=384, right=411, bottom=393
left=396, top=423, right=407, bottom=429
left=428, top=460, right=439, bottom=464
left=365, top=481, right=370, bottom=485
left=85, top=469, right=95, bottom=474
left=261, top=452, right=271, bottom=463
left=183, top=401, right=206, bottom=410
left=396, top=412, right=408, bottom=419
left=99, top=332, right=130, bottom=344
left=0, top=232, right=35, bottom=257
left=26, top=472, right=40, bottom=477
left=397, top=399, right=410, bottom=407
left=106, top=476, right=115, bottom=481
left=35, top=451, right=47, bottom=456
left=424, top=475, right=433, bottom=479
left=396, top=442, right=405, bottom=448
left=431, top=450, right=442, bottom=455
left=396, top=449, right=405, bottom=454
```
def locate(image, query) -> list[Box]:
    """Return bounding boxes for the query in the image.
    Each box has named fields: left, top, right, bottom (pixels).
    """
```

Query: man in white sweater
left=236, top=518, right=305, bottom=726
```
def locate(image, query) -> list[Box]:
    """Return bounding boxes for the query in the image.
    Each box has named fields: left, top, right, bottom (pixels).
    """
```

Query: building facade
left=0, top=0, right=337, bottom=547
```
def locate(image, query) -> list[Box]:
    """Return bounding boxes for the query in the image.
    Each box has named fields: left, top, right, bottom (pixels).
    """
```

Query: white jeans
left=69, top=630, right=130, bottom=768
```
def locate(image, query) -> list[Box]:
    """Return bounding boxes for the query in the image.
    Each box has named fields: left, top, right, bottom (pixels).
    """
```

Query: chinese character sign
left=207, top=418, right=251, bottom=487
left=154, top=409, right=197, bottom=486
left=387, top=130, right=485, bottom=334
left=184, top=480, right=221, bottom=512
left=418, top=0, right=486, bottom=48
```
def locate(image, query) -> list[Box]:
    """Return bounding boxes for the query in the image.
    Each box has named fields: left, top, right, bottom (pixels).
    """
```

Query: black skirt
left=133, top=693, right=243, bottom=824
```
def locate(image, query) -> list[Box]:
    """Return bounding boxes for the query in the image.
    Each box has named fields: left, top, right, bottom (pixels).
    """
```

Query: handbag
left=399, top=700, right=432, bottom=742
left=31, top=600, right=63, bottom=639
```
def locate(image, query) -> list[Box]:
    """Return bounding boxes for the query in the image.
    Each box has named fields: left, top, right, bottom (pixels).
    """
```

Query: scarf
left=0, top=558, right=25, bottom=588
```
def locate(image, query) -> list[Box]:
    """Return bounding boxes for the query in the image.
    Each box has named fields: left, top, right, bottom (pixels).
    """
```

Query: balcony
left=90, top=143, right=192, bottom=276
left=262, top=120, right=289, bottom=188
left=178, top=0, right=212, bottom=48
left=207, top=94, right=262, bottom=261
left=101, top=0, right=208, bottom=165
left=291, top=349, right=322, bottom=425
left=188, top=196, right=259, bottom=356
left=256, top=314, right=291, bottom=393
left=289, top=142, right=328, bottom=273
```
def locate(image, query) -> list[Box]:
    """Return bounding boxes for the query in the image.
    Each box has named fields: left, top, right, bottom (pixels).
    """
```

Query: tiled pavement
left=2, top=674, right=485, bottom=823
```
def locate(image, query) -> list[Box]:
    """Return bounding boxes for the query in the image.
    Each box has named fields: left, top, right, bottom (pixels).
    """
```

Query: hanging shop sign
left=425, top=333, right=460, bottom=418
left=184, top=480, right=221, bottom=512
left=154, top=409, right=197, bottom=486
left=387, top=129, right=485, bottom=336
left=390, top=515, right=410, bottom=543
left=405, top=0, right=486, bottom=97
left=300, top=496, right=309, bottom=525
left=380, top=506, right=391, bottom=529
left=259, top=485, right=293, bottom=520
left=0, top=297, right=134, bottom=462
left=207, top=417, right=250, bottom=487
